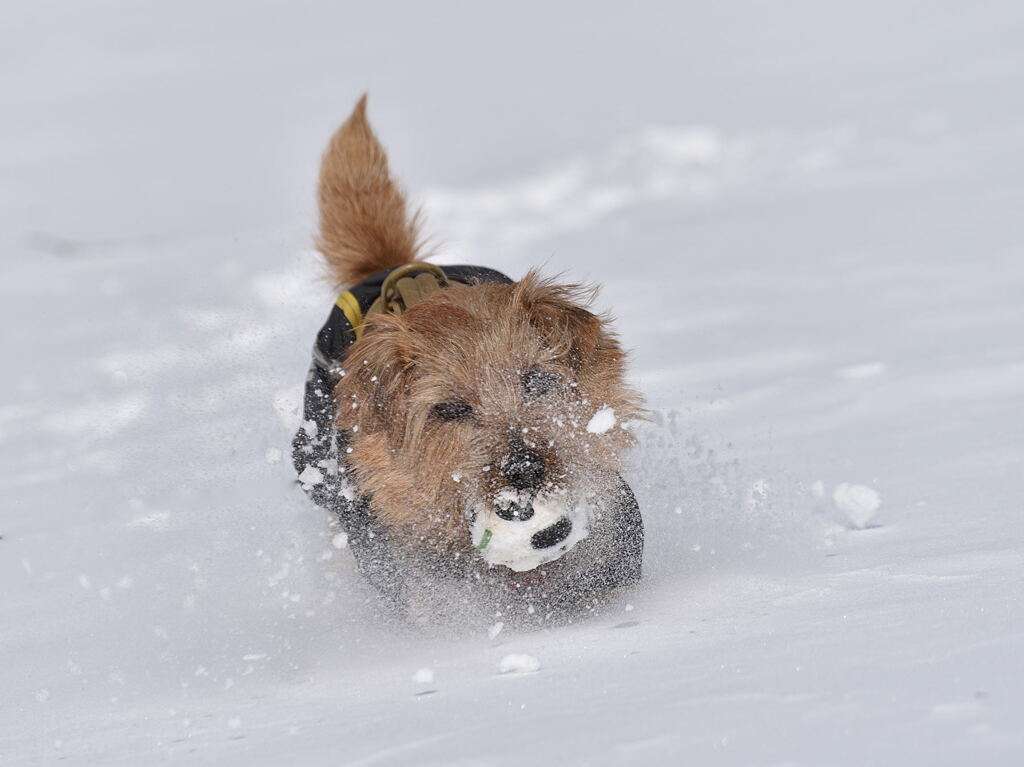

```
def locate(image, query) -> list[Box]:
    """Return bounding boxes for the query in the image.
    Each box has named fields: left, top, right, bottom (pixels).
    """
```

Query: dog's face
left=334, top=272, right=644, bottom=561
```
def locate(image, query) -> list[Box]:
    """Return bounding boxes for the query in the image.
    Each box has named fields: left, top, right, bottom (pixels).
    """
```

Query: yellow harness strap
left=335, top=290, right=365, bottom=339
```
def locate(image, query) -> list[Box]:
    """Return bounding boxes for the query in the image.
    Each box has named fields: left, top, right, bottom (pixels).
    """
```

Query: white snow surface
left=3, top=2, right=1024, bottom=765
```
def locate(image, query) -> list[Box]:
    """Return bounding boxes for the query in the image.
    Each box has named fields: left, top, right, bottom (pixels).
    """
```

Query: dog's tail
left=316, top=95, right=423, bottom=289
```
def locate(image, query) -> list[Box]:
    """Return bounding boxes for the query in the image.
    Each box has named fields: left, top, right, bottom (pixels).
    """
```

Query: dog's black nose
left=500, top=438, right=546, bottom=491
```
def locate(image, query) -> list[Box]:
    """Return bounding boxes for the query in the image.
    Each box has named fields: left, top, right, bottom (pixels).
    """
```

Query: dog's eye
left=432, top=401, right=473, bottom=421
left=522, top=368, right=559, bottom=398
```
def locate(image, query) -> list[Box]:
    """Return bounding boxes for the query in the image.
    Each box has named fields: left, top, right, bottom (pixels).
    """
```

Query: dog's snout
left=501, top=438, right=546, bottom=491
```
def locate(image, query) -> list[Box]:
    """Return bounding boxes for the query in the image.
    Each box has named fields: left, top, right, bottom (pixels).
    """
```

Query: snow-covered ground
left=3, top=2, right=1023, bottom=764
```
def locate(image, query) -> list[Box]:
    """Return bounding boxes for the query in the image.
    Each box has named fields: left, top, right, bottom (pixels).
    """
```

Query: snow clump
left=297, top=466, right=323, bottom=487
left=586, top=407, right=616, bottom=434
left=832, top=482, right=882, bottom=528
left=412, top=668, right=434, bottom=684
left=498, top=654, right=541, bottom=674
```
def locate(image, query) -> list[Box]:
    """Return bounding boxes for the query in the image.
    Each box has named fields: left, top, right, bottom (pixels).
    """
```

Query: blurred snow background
left=2, top=1, right=1023, bottom=764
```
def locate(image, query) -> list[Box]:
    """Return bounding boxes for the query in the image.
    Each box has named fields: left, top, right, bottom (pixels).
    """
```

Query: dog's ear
left=513, top=270, right=607, bottom=371
left=514, top=271, right=646, bottom=432
left=334, top=314, right=418, bottom=442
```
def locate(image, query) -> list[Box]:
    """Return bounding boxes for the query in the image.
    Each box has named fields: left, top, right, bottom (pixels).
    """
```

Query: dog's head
left=334, top=271, right=644, bottom=561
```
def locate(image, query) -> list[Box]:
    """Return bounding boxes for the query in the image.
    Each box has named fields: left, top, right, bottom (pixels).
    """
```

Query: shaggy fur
left=314, top=96, right=644, bottom=616
left=317, top=95, right=423, bottom=289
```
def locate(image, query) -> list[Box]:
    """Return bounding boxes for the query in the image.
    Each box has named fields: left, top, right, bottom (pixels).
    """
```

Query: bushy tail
left=316, top=95, right=422, bottom=289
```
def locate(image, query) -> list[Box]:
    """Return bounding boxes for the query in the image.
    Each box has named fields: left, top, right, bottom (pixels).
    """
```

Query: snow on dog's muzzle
left=470, top=491, right=591, bottom=572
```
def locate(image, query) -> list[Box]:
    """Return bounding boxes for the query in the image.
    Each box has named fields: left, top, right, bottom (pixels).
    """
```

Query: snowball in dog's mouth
left=469, top=490, right=591, bottom=572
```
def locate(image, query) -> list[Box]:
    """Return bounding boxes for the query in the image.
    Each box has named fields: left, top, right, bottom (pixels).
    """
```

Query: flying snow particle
left=586, top=407, right=616, bottom=434
left=331, top=532, right=349, bottom=549
left=298, top=466, right=323, bottom=487
left=413, top=668, right=434, bottom=684
left=498, top=654, right=541, bottom=674
left=745, top=479, right=771, bottom=511
left=488, top=621, right=504, bottom=640
left=832, top=482, right=881, bottom=528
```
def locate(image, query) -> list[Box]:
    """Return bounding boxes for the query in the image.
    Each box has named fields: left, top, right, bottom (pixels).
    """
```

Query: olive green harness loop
left=365, top=262, right=449, bottom=320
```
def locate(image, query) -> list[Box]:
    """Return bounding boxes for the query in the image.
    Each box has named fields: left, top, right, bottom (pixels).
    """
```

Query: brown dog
left=293, top=96, right=645, bottom=624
